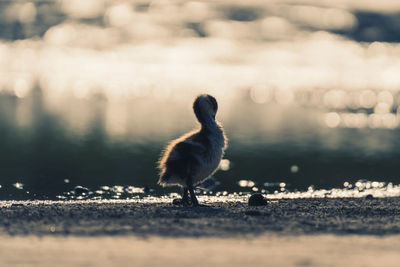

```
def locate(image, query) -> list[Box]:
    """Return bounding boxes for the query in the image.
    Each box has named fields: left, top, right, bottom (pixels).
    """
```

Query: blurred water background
left=1, top=0, right=400, bottom=200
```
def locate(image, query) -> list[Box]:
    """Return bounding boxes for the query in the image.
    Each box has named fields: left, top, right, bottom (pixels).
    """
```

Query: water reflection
left=54, top=179, right=400, bottom=201
left=2, top=87, right=400, bottom=200
left=12, top=183, right=24, bottom=190
left=1, top=1, right=400, bottom=200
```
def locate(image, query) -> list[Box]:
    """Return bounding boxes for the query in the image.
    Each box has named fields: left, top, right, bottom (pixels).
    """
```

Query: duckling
left=158, top=94, right=228, bottom=206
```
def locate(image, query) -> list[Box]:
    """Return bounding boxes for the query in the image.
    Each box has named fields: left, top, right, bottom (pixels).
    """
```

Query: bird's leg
left=187, top=177, right=199, bottom=206
left=188, top=187, right=198, bottom=206
left=182, top=187, right=189, bottom=206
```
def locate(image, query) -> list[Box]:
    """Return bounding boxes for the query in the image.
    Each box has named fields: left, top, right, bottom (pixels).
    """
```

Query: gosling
left=158, top=94, right=228, bottom=206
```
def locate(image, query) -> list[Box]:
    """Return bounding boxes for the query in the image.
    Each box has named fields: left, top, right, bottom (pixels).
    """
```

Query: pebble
left=248, top=193, right=268, bottom=206
left=172, top=198, right=183, bottom=205
left=365, top=194, right=374, bottom=200
left=144, top=186, right=151, bottom=194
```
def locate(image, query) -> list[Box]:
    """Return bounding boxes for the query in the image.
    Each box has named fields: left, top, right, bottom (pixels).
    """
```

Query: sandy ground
left=1, top=197, right=400, bottom=236
left=1, top=197, right=400, bottom=266
left=1, top=234, right=400, bottom=267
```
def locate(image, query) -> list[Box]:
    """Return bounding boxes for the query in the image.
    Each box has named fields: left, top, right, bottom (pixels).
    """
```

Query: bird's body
left=158, top=94, right=227, bottom=206
left=158, top=123, right=226, bottom=187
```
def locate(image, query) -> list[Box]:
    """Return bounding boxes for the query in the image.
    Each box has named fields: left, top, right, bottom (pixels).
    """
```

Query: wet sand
left=1, top=197, right=400, bottom=266
left=1, top=197, right=400, bottom=236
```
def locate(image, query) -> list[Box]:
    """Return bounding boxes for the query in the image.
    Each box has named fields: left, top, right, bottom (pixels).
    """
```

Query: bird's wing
left=174, top=140, right=206, bottom=158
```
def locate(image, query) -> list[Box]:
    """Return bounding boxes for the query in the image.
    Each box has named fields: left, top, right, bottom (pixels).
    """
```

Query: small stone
left=172, top=198, right=183, bottom=205
left=144, top=186, right=150, bottom=194
left=248, top=193, right=268, bottom=206
left=365, top=194, right=374, bottom=200
left=74, top=186, right=89, bottom=196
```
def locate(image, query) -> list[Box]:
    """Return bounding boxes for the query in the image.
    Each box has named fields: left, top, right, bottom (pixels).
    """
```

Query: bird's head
left=193, top=94, right=218, bottom=123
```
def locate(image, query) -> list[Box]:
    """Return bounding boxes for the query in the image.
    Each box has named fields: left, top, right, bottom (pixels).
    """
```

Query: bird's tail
left=158, top=169, right=185, bottom=187
left=157, top=169, right=170, bottom=186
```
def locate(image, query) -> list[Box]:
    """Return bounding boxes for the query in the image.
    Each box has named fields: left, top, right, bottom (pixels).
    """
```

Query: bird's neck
left=200, top=117, right=220, bottom=132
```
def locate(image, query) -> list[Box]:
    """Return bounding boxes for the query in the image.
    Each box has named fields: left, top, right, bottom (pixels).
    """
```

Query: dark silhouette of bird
left=158, top=94, right=228, bottom=206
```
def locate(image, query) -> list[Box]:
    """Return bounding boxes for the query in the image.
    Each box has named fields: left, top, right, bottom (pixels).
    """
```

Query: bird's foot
left=172, top=198, right=191, bottom=206
left=191, top=198, right=200, bottom=207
